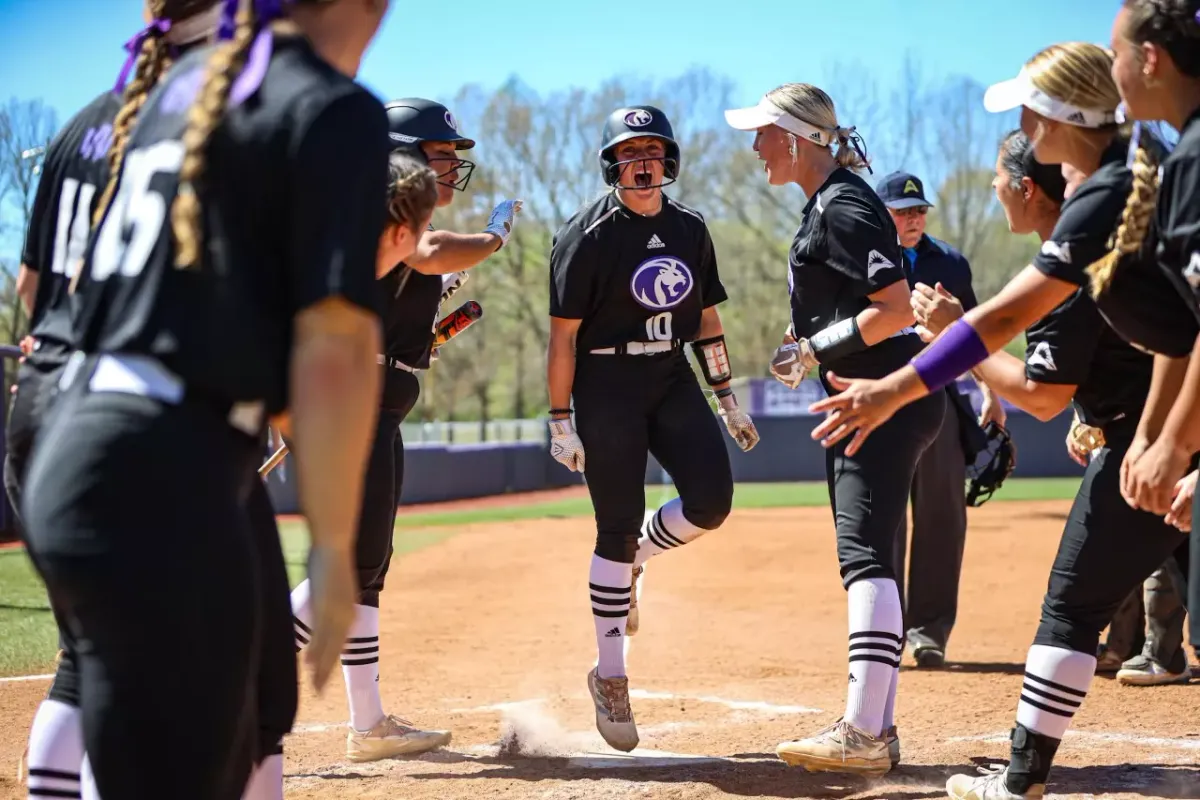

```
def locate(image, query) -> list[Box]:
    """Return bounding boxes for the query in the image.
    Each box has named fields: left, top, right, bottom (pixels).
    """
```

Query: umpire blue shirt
left=903, top=234, right=987, bottom=457
left=903, top=234, right=978, bottom=311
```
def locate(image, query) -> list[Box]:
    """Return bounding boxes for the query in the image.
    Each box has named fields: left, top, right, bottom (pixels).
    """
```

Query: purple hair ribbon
left=219, top=0, right=292, bottom=40
left=114, top=19, right=172, bottom=93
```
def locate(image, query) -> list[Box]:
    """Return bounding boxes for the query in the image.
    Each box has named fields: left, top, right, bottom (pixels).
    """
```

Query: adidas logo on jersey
left=866, top=250, right=895, bottom=279
left=646, top=234, right=665, bottom=249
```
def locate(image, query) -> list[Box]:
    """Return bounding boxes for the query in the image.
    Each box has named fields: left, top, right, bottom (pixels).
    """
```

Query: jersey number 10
left=645, top=312, right=673, bottom=341
left=90, top=141, right=186, bottom=281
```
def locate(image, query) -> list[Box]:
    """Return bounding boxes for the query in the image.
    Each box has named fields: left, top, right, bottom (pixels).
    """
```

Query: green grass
left=0, top=476, right=1081, bottom=677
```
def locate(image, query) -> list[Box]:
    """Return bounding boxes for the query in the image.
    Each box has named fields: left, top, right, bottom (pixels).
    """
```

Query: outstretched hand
left=910, top=282, right=963, bottom=338
left=807, top=372, right=907, bottom=456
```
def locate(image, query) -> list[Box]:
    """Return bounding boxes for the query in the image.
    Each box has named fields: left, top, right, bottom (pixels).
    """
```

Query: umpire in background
left=876, top=171, right=1004, bottom=667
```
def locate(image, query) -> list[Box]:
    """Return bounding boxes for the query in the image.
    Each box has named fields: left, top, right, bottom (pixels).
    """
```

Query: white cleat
left=587, top=668, right=639, bottom=752
left=946, top=765, right=1045, bottom=799
left=345, top=714, right=452, bottom=762
left=776, top=718, right=890, bottom=777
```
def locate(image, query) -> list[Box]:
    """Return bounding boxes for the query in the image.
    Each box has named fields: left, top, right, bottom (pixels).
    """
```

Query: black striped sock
left=1015, top=644, right=1094, bottom=739
left=844, top=578, right=903, bottom=737
left=28, top=767, right=81, bottom=799
left=590, top=555, right=632, bottom=678
left=634, top=499, right=706, bottom=567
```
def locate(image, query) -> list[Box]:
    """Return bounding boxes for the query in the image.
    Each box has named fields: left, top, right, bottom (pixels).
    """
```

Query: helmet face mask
left=599, top=105, right=681, bottom=190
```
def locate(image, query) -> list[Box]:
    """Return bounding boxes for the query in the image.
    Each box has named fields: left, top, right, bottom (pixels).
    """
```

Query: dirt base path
left=2, top=500, right=1197, bottom=799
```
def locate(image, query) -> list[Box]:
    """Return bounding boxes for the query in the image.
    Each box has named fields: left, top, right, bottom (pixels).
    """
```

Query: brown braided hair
left=93, top=0, right=220, bottom=228
left=170, top=0, right=258, bottom=268
left=386, top=151, right=438, bottom=234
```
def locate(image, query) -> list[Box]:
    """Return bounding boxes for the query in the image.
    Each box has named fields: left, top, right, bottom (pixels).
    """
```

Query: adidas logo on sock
left=604, top=627, right=622, bottom=638
left=647, top=234, right=665, bottom=249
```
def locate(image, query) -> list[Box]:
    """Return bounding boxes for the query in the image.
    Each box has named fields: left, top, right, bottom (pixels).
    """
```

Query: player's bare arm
left=16, top=265, right=37, bottom=318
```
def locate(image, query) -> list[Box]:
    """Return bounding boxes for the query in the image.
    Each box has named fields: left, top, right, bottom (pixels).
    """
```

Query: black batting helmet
left=385, top=97, right=476, bottom=191
left=599, top=105, right=680, bottom=189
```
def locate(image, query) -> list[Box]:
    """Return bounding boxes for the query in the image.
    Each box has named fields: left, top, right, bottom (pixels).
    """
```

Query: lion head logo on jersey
left=630, top=256, right=694, bottom=310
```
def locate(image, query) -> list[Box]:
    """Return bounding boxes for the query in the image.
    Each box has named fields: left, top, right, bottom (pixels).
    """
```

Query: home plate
left=566, top=749, right=727, bottom=769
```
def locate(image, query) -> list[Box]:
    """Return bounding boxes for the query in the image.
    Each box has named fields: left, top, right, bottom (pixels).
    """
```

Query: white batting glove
left=769, top=339, right=816, bottom=389
left=548, top=416, right=585, bottom=472
left=483, top=199, right=523, bottom=248
left=717, top=392, right=759, bottom=452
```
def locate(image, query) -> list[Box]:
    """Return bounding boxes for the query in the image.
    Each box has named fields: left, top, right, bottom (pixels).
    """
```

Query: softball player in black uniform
left=21, top=2, right=392, bottom=797
left=547, top=105, right=758, bottom=752
left=803, top=40, right=1197, bottom=799
left=725, top=83, right=944, bottom=776
left=288, top=97, right=519, bottom=763
left=10, top=4, right=225, bottom=797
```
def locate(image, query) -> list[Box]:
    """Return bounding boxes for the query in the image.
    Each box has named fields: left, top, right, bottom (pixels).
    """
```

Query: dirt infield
left=2, top=498, right=1198, bottom=799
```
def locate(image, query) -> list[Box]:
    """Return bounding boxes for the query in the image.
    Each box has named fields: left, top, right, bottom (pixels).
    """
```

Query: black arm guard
left=809, top=317, right=868, bottom=363
left=691, top=335, right=732, bottom=386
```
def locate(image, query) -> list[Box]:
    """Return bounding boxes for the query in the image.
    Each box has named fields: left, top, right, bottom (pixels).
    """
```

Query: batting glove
left=483, top=199, right=523, bottom=249
left=769, top=339, right=816, bottom=390
left=548, top=416, right=585, bottom=472
left=717, top=392, right=759, bottom=452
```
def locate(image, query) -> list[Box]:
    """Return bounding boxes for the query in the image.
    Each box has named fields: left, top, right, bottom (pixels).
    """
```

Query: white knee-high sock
left=881, top=665, right=899, bottom=731
left=26, top=699, right=84, bottom=800
left=590, top=555, right=633, bottom=679
left=80, top=754, right=97, bottom=800
left=1016, top=644, right=1095, bottom=740
left=291, top=579, right=312, bottom=652
left=633, top=498, right=708, bottom=568
left=344, top=604, right=385, bottom=732
left=241, top=752, right=284, bottom=800
left=843, top=577, right=903, bottom=737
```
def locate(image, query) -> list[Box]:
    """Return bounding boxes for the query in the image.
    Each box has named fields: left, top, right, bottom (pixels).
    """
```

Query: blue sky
left=1, top=0, right=1115, bottom=126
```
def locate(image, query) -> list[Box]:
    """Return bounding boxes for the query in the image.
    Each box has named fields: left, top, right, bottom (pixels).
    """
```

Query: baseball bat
left=259, top=442, right=289, bottom=478
left=433, top=300, right=483, bottom=347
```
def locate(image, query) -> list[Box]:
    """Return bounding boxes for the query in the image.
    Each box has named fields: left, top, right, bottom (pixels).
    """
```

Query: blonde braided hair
left=386, top=151, right=439, bottom=233
left=171, top=0, right=257, bottom=268
left=92, top=0, right=175, bottom=227
left=1086, top=145, right=1160, bottom=297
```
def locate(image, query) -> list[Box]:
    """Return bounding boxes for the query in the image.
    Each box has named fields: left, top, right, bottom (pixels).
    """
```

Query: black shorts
left=23, top=378, right=264, bottom=800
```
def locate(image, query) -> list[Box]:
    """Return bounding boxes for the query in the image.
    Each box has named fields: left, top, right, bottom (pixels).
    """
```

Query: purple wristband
left=910, top=320, right=989, bottom=392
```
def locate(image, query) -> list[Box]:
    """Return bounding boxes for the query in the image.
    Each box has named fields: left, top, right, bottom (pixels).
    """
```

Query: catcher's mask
left=966, top=421, right=1016, bottom=507
left=385, top=97, right=476, bottom=192
left=599, top=105, right=680, bottom=190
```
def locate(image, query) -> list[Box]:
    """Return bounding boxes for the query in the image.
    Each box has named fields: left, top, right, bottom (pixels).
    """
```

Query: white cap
left=723, top=97, right=835, bottom=146
left=983, top=67, right=1117, bottom=128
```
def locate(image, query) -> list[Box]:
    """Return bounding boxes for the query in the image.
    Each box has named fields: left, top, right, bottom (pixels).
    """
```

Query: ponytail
left=832, top=126, right=872, bottom=173
left=1086, top=143, right=1160, bottom=297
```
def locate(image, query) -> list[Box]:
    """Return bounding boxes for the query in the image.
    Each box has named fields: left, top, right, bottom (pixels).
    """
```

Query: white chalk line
left=0, top=673, right=54, bottom=683
left=948, top=729, right=1200, bottom=751
left=450, top=691, right=821, bottom=716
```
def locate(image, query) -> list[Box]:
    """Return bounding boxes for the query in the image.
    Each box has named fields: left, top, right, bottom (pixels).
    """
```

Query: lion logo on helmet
left=624, top=109, right=653, bottom=127
left=630, top=256, right=693, bottom=310
left=444, top=110, right=458, bottom=131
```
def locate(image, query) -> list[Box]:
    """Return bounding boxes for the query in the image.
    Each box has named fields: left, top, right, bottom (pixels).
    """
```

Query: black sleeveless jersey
left=72, top=33, right=388, bottom=416
left=1031, top=139, right=1200, bottom=358
left=549, top=192, right=727, bottom=352
left=787, top=167, right=921, bottom=379
left=380, top=264, right=440, bottom=369
left=20, top=91, right=123, bottom=369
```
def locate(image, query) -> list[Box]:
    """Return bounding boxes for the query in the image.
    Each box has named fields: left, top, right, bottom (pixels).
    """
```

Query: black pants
left=357, top=370, right=420, bottom=607
left=825, top=377, right=945, bottom=589
left=573, top=351, right=733, bottom=563
left=893, top=394, right=967, bottom=650
left=23, top=384, right=263, bottom=800
left=1033, top=425, right=1187, bottom=656
left=246, top=478, right=298, bottom=759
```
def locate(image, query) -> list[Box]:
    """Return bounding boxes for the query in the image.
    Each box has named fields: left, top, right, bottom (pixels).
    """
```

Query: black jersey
left=788, top=168, right=920, bottom=379
left=72, top=34, right=387, bottom=416
left=20, top=91, right=122, bottom=369
left=381, top=265, right=440, bottom=369
left=550, top=192, right=727, bottom=352
left=1023, top=287, right=1151, bottom=428
left=1158, top=107, right=1200, bottom=313
left=1031, top=139, right=1200, bottom=357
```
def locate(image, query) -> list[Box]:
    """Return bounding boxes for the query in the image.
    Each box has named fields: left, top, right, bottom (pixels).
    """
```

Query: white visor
left=723, top=98, right=834, bottom=147
left=983, top=67, right=1117, bottom=129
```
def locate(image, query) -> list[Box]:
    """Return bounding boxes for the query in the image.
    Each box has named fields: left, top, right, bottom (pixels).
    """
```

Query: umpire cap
left=876, top=170, right=934, bottom=210
left=599, top=105, right=680, bottom=187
